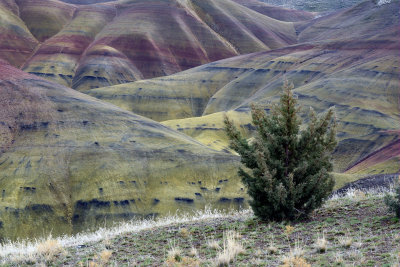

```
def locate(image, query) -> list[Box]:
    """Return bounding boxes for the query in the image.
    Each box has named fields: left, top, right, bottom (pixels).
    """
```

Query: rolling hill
left=0, top=0, right=39, bottom=67
left=0, top=0, right=398, bottom=241
left=88, top=0, right=400, bottom=174
left=0, top=0, right=309, bottom=91
left=0, top=60, right=245, bottom=240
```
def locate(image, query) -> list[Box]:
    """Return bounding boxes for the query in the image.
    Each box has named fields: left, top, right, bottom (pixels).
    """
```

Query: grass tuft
left=314, top=234, right=328, bottom=253
left=207, top=239, right=221, bottom=250
left=36, top=238, right=63, bottom=261
left=338, top=234, right=353, bottom=248
left=281, top=255, right=311, bottom=267
left=1, top=188, right=399, bottom=266
left=215, top=230, right=244, bottom=266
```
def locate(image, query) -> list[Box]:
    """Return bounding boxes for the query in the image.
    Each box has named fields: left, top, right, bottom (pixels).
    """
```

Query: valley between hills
left=0, top=0, right=398, bottom=245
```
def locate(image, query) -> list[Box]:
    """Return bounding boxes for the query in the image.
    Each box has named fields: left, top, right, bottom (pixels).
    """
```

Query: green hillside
left=0, top=61, right=245, bottom=240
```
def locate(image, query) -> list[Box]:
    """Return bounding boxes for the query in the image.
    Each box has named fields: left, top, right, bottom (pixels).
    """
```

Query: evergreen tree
left=224, top=81, right=337, bottom=221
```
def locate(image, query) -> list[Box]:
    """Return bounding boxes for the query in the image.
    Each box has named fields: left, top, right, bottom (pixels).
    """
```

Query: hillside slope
left=1, top=191, right=399, bottom=266
left=0, top=61, right=245, bottom=241
left=231, top=0, right=315, bottom=21
left=0, top=0, right=39, bottom=67
left=88, top=0, right=400, bottom=173
left=0, top=0, right=304, bottom=91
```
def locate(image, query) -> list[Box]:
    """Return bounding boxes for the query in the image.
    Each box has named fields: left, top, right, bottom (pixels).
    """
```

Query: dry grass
left=314, top=234, right=328, bottom=253
left=188, top=247, right=198, bottom=257
left=179, top=227, right=190, bottom=238
left=36, top=238, right=63, bottom=261
left=291, top=240, right=305, bottom=258
left=284, top=225, right=295, bottom=237
left=102, top=238, right=112, bottom=249
left=207, top=239, right=221, bottom=250
left=338, top=234, right=353, bottom=248
left=0, top=207, right=250, bottom=262
left=164, top=242, right=200, bottom=267
left=164, top=256, right=200, bottom=267
left=283, top=241, right=310, bottom=267
left=215, top=230, right=244, bottom=267
left=267, top=245, right=278, bottom=255
left=99, top=250, right=113, bottom=264
left=281, top=256, right=311, bottom=267
left=1, top=188, right=398, bottom=266
left=167, top=242, right=182, bottom=262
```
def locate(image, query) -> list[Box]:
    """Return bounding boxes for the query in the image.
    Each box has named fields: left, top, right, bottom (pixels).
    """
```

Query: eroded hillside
left=88, top=0, right=400, bottom=174
left=0, top=0, right=311, bottom=91
left=0, top=0, right=398, bottom=241
left=0, top=60, right=245, bottom=240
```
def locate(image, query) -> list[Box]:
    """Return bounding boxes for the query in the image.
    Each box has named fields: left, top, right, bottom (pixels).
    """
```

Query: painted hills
left=88, top=0, right=400, bottom=174
left=0, top=60, right=244, bottom=240
left=0, top=0, right=305, bottom=92
left=0, top=0, right=399, bottom=241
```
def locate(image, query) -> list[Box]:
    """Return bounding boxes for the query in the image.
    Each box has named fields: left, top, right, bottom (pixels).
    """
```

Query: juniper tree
left=224, top=81, right=337, bottom=221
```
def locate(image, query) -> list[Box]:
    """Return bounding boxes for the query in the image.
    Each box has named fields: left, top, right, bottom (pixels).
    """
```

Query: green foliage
left=385, top=177, right=400, bottom=218
left=224, top=81, right=337, bottom=221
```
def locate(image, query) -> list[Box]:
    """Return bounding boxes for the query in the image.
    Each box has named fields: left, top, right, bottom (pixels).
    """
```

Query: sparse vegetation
left=281, top=255, right=311, bottom=267
left=215, top=230, right=244, bottom=266
left=36, top=238, right=64, bottom=262
left=99, top=250, right=112, bottom=265
left=314, top=234, right=327, bottom=253
left=338, top=234, right=353, bottom=248
left=385, top=176, right=400, bottom=218
left=206, top=239, right=221, bottom=250
left=1, top=189, right=399, bottom=266
left=224, top=81, right=337, bottom=221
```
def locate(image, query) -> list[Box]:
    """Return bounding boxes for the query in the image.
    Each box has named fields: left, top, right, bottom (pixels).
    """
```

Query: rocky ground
left=334, top=174, right=398, bottom=195
left=1, top=185, right=399, bottom=266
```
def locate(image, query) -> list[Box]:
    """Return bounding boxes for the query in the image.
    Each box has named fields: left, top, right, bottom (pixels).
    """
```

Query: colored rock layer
left=0, top=0, right=399, bottom=241
left=0, top=61, right=244, bottom=240
left=0, top=0, right=39, bottom=67
left=0, top=0, right=304, bottom=91
left=89, top=0, right=400, bottom=174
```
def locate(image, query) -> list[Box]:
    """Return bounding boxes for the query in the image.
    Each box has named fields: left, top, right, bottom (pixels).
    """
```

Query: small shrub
left=385, top=177, right=400, bottom=218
